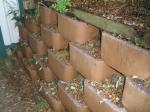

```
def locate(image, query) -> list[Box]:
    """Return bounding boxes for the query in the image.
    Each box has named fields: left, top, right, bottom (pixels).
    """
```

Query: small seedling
left=51, top=0, right=70, bottom=14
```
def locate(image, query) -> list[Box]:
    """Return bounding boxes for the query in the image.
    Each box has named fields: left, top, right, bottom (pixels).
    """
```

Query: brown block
left=26, top=18, right=40, bottom=33
left=41, top=24, right=68, bottom=50
left=48, top=50, right=77, bottom=81
left=19, top=26, right=28, bottom=40
left=101, top=32, right=150, bottom=79
left=58, top=82, right=90, bottom=112
left=122, top=77, right=150, bottom=112
left=38, top=66, right=55, bottom=82
left=58, top=14, right=99, bottom=44
left=29, top=33, right=47, bottom=56
left=41, top=88, right=65, bottom=112
left=70, top=43, right=113, bottom=81
left=40, top=6, right=57, bottom=25
left=84, top=80, right=127, bottom=112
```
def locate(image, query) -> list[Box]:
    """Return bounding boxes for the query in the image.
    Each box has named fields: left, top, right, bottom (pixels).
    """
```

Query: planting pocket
left=84, top=79, right=127, bottom=112
left=122, top=77, right=150, bottom=112
left=40, top=81, right=65, bottom=112
left=48, top=49, right=77, bottom=81
left=70, top=42, right=113, bottom=81
left=58, top=81, right=90, bottom=112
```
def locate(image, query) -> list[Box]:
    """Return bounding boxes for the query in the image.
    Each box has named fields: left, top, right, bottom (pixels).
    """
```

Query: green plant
left=33, top=99, right=48, bottom=110
left=51, top=0, right=70, bottom=14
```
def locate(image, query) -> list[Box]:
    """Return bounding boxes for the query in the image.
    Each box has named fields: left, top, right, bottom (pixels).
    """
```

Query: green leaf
left=33, top=99, right=48, bottom=110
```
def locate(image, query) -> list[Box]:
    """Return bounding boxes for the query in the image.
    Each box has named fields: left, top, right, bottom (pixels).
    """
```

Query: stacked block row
left=16, top=3, right=150, bottom=112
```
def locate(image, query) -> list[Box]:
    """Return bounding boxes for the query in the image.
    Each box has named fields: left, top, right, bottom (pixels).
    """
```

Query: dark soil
left=88, top=72, right=125, bottom=107
left=0, top=52, right=52, bottom=112
left=40, top=80, right=60, bottom=100
left=33, top=54, right=49, bottom=70
left=60, top=75, right=85, bottom=103
left=50, top=49, right=70, bottom=64
left=44, top=25, right=58, bottom=33
left=132, top=77, right=150, bottom=93
left=78, top=36, right=101, bottom=59
left=71, top=0, right=150, bottom=30
left=32, top=32, right=41, bottom=40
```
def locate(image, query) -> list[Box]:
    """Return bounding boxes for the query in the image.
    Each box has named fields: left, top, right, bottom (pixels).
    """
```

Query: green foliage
left=51, top=0, right=70, bottom=14
left=33, top=99, right=48, bottom=110
left=47, top=109, right=54, bottom=112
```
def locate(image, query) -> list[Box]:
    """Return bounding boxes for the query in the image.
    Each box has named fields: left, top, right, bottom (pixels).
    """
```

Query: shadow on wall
left=0, top=27, right=6, bottom=59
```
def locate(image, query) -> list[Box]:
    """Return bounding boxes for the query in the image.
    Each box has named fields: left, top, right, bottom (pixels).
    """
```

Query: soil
left=0, top=52, right=52, bottom=112
left=32, top=32, right=41, bottom=40
left=60, top=75, right=85, bottom=103
left=50, top=49, right=70, bottom=64
left=88, top=72, right=125, bottom=106
left=33, top=54, right=49, bottom=70
left=70, top=0, right=150, bottom=30
left=40, top=80, right=60, bottom=100
left=44, top=25, right=58, bottom=33
left=20, top=40, right=29, bottom=47
left=132, top=77, right=150, bottom=93
left=78, top=36, right=101, bottom=59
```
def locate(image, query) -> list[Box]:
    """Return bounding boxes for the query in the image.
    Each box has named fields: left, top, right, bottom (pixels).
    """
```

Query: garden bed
left=122, top=77, right=150, bottom=112
left=70, top=37, right=113, bottom=81
left=71, top=0, right=150, bottom=31
left=58, top=76, right=90, bottom=112
left=48, top=49, right=77, bottom=80
left=84, top=73, right=126, bottom=112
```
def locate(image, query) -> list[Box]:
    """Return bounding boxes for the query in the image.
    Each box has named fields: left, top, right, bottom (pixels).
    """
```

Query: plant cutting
left=70, top=36, right=113, bottom=81
left=122, top=76, right=150, bottom=112
left=84, top=72, right=127, bottom=112
left=39, top=80, right=65, bottom=112
left=101, top=32, right=150, bottom=80
left=58, top=75, right=91, bottom=112
left=48, top=49, right=77, bottom=81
